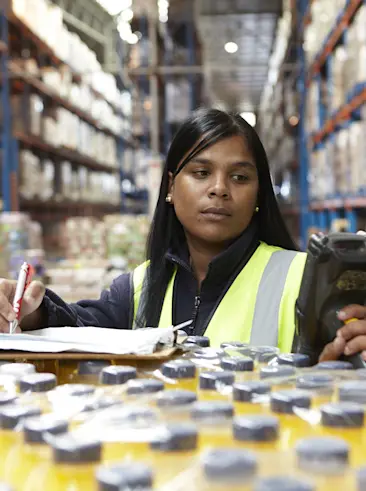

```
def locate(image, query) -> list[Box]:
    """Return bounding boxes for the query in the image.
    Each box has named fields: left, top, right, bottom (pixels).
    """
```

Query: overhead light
left=120, top=8, right=134, bottom=22
left=127, top=33, right=139, bottom=44
left=96, top=0, right=132, bottom=15
left=240, top=112, right=256, bottom=127
left=224, top=42, right=238, bottom=54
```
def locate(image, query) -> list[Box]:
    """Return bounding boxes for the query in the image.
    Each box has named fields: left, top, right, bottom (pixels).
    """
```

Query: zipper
left=191, top=295, right=201, bottom=330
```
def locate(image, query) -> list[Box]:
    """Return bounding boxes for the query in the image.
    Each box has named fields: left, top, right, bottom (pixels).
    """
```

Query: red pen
left=9, top=262, right=33, bottom=334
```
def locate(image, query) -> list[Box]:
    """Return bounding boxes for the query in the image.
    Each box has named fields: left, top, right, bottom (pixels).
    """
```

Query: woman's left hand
left=319, top=304, right=366, bottom=361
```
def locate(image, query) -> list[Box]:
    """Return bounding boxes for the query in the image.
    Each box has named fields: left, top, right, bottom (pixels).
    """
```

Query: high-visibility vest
left=132, top=242, right=307, bottom=352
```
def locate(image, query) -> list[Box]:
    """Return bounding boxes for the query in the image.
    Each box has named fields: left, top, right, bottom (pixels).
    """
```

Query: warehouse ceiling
left=196, top=0, right=282, bottom=112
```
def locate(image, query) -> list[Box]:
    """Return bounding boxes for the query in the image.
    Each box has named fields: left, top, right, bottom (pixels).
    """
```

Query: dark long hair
left=138, top=108, right=298, bottom=328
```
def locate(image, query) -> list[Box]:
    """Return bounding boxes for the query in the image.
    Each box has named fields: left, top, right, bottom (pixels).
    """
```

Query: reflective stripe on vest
left=132, top=243, right=307, bottom=352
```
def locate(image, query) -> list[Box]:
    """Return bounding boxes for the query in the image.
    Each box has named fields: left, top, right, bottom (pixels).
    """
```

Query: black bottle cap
left=199, top=371, right=235, bottom=390
left=127, top=379, right=164, bottom=395
left=254, top=346, right=280, bottom=363
left=156, top=389, right=197, bottom=407
left=321, top=402, right=364, bottom=428
left=270, top=390, right=311, bottom=414
left=220, top=356, right=254, bottom=372
left=191, top=401, right=234, bottom=421
left=51, top=435, right=102, bottom=464
left=260, top=365, right=296, bottom=380
left=233, top=415, right=279, bottom=442
left=202, top=448, right=257, bottom=482
left=0, top=363, right=35, bottom=377
left=357, top=467, right=366, bottom=491
left=296, top=374, right=334, bottom=391
left=19, top=373, right=57, bottom=393
left=55, top=384, right=96, bottom=397
left=82, top=397, right=121, bottom=413
left=192, top=348, right=225, bottom=360
left=184, top=336, right=210, bottom=347
left=221, top=341, right=248, bottom=349
left=150, top=423, right=198, bottom=452
left=254, top=477, right=315, bottom=491
left=24, top=415, right=69, bottom=444
left=77, top=361, right=111, bottom=375
left=114, top=407, right=157, bottom=424
left=277, top=353, right=311, bottom=368
left=316, top=361, right=353, bottom=371
left=100, top=366, right=137, bottom=385
left=232, top=381, right=271, bottom=402
left=338, top=381, right=366, bottom=404
left=161, top=360, right=196, bottom=379
left=295, top=436, right=349, bottom=473
left=0, top=393, right=17, bottom=406
left=96, top=463, right=153, bottom=491
left=0, top=405, right=41, bottom=430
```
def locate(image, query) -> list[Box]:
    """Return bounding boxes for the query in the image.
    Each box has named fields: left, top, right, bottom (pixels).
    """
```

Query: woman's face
left=169, top=135, right=259, bottom=247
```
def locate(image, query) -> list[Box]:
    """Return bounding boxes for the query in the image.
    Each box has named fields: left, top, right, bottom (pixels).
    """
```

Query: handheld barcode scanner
left=295, top=232, right=366, bottom=368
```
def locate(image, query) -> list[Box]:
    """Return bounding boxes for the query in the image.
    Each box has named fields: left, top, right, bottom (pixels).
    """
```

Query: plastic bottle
left=319, top=402, right=365, bottom=466
left=149, top=423, right=198, bottom=487
left=232, top=414, right=280, bottom=453
left=259, top=365, right=296, bottom=391
left=276, top=353, right=311, bottom=368
left=190, top=400, right=234, bottom=449
left=184, top=336, right=210, bottom=347
left=99, top=366, right=137, bottom=386
left=232, top=381, right=271, bottom=415
left=270, top=389, right=312, bottom=449
left=296, top=374, right=334, bottom=406
left=126, top=378, right=164, bottom=399
left=295, top=436, right=353, bottom=491
left=220, top=356, right=254, bottom=382
left=199, top=447, right=258, bottom=491
left=29, top=435, right=102, bottom=491
left=315, top=361, right=353, bottom=371
left=101, top=406, right=159, bottom=463
left=18, top=373, right=57, bottom=393
left=156, top=389, right=197, bottom=422
left=160, top=360, right=197, bottom=391
left=0, top=405, right=41, bottom=480
left=96, top=462, right=154, bottom=491
left=75, top=361, right=111, bottom=384
left=199, top=370, right=235, bottom=401
left=4, top=414, right=68, bottom=490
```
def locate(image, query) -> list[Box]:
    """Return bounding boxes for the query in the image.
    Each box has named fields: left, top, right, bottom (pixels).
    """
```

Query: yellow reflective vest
left=132, top=242, right=307, bottom=352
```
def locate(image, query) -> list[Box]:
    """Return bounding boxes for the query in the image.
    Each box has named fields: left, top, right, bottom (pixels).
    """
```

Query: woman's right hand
left=0, top=279, right=46, bottom=333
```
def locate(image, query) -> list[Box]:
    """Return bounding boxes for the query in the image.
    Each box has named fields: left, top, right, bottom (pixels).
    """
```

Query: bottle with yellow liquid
left=0, top=405, right=41, bottom=481
left=232, top=381, right=271, bottom=415
left=17, top=373, right=57, bottom=412
left=276, top=353, right=311, bottom=369
left=99, top=405, right=160, bottom=463
left=96, top=462, right=154, bottom=491
left=232, top=414, right=281, bottom=456
left=295, top=436, right=354, bottom=491
left=220, top=356, right=254, bottom=382
left=190, top=400, right=234, bottom=449
left=26, top=434, right=102, bottom=491
left=99, top=366, right=137, bottom=397
left=74, top=361, right=111, bottom=384
left=199, top=370, right=234, bottom=401
left=198, top=448, right=258, bottom=491
left=4, top=414, right=68, bottom=490
left=160, top=360, right=197, bottom=391
left=184, top=335, right=210, bottom=348
left=317, top=401, right=365, bottom=467
left=155, top=389, right=197, bottom=422
left=259, top=365, right=296, bottom=391
left=149, top=423, right=198, bottom=488
left=125, top=378, right=164, bottom=401
left=270, top=389, right=312, bottom=449
left=296, top=374, right=334, bottom=407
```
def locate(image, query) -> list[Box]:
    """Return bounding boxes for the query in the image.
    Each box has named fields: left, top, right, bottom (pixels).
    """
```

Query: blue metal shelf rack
left=298, top=0, right=366, bottom=245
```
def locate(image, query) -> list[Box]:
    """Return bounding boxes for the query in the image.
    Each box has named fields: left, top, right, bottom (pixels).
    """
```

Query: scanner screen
left=336, top=270, right=366, bottom=291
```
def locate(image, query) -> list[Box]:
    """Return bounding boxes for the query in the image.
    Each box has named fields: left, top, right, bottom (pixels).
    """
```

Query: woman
left=0, top=109, right=365, bottom=360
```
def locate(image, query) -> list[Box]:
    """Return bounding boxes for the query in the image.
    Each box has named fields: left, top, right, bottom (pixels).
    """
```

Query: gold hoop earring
left=165, top=195, right=172, bottom=203
left=255, top=206, right=259, bottom=213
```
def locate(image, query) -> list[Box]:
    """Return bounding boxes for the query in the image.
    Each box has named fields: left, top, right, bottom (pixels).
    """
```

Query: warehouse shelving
left=300, top=0, right=366, bottom=239
left=1, top=7, right=137, bottom=217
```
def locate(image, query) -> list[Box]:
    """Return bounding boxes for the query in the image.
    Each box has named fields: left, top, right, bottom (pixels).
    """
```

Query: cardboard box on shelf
left=11, top=93, right=43, bottom=136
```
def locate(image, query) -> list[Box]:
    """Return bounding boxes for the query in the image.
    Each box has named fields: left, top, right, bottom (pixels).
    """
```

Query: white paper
left=0, top=327, right=175, bottom=355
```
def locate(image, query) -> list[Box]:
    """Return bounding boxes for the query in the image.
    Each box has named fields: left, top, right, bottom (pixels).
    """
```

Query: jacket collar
left=165, top=219, right=259, bottom=287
